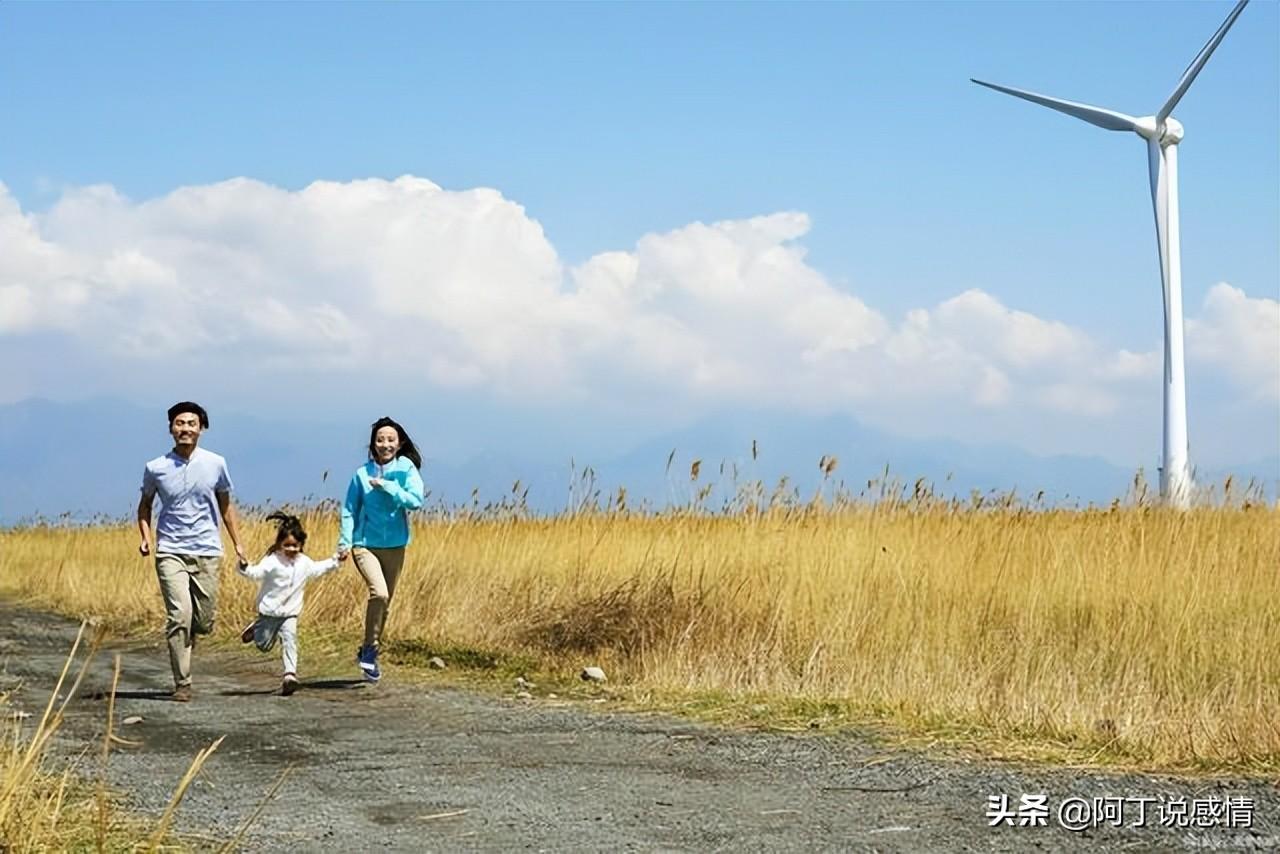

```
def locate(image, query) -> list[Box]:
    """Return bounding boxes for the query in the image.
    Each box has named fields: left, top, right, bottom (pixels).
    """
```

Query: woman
left=338, top=416, right=425, bottom=682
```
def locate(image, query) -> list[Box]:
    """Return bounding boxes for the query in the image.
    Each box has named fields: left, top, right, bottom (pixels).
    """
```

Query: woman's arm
left=339, top=471, right=362, bottom=552
left=378, top=464, right=425, bottom=510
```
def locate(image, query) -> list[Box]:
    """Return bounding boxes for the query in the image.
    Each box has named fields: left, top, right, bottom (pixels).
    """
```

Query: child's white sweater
left=238, top=552, right=340, bottom=618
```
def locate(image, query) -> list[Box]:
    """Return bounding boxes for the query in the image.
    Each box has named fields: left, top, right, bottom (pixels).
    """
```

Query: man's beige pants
left=352, top=547, right=405, bottom=648
left=155, top=553, right=221, bottom=688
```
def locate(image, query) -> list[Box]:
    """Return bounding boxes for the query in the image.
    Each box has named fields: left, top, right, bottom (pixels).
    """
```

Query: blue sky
left=1, top=1, right=1276, bottom=471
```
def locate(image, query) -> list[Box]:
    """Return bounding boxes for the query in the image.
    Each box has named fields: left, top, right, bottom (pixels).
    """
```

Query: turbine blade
left=1157, top=0, right=1249, bottom=123
left=970, top=79, right=1139, bottom=132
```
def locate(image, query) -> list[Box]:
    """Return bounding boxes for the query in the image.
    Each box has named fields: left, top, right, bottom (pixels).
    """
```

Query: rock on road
left=1, top=599, right=1275, bottom=852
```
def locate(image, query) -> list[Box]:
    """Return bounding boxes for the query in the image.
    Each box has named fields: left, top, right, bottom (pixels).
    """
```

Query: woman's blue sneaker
left=357, top=645, right=381, bottom=682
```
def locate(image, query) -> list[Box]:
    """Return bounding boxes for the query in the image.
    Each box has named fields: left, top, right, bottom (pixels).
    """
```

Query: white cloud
left=0, top=285, right=36, bottom=333
left=929, top=289, right=1090, bottom=370
left=1187, top=283, right=1280, bottom=401
left=1098, top=349, right=1160, bottom=382
left=0, top=177, right=1267, bottom=432
left=975, top=366, right=1013, bottom=408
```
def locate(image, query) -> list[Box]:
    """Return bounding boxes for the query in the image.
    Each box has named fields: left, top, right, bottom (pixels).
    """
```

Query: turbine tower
left=972, top=0, right=1249, bottom=509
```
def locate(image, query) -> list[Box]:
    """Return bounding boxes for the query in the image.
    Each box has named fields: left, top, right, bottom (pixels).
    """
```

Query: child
left=238, top=511, right=347, bottom=695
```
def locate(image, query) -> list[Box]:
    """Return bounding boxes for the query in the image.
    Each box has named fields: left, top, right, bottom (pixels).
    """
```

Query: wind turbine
left=972, top=0, right=1249, bottom=509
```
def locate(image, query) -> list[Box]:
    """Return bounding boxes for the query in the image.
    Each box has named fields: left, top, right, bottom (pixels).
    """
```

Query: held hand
left=138, top=539, right=150, bottom=557
left=369, top=477, right=385, bottom=489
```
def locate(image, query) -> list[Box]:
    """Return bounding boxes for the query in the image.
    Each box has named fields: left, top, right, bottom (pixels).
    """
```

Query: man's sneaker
left=357, top=645, right=381, bottom=682
left=281, top=673, right=299, bottom=696
left=240, top=622, right=256, bottom=644
left=171, top=685, right=192, bottom=703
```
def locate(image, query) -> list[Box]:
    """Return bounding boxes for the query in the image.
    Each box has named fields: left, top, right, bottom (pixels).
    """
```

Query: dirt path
left=2, top=599, right=1275, bottom=852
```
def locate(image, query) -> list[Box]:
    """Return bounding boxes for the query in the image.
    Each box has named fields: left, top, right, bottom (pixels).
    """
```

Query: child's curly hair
left=264, top=511, right=308, bottom=558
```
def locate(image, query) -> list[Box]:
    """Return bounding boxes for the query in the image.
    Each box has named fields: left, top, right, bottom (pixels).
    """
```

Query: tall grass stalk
left=143, top=735, right=226, bottom=853
left=0, top=629, right=244, bottom=849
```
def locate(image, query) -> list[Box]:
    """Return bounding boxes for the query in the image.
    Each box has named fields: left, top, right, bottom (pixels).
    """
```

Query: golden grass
left=2, top=490, right=1278, bottom=774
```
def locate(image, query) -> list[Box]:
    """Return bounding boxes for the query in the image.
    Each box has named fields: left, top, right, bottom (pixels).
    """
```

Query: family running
left=137, top=401, right=425, bottom=701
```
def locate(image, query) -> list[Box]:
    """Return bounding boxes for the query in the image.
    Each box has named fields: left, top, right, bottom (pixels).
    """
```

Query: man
left=137, top=401, right=247, bottom=701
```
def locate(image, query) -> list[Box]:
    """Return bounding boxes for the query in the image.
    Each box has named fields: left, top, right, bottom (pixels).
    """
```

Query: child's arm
left=306, top=555, right=342, bottom=578
left=238, top=555, right=271, bottom=580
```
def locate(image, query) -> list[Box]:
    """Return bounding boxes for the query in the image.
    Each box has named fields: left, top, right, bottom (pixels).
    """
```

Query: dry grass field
left=2, top=480, right=1277, bottom=775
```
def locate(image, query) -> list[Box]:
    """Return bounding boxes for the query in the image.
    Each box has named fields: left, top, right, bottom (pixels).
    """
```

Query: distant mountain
left=0, top=396, right=569, bottom=522
left=0, top=397, right=1273, bottom=525
left=1196, top=456, right=1280, bottom=500
left=0, top=397, right=355, bottom=524
left=574, top=409, right=1135, bottom=510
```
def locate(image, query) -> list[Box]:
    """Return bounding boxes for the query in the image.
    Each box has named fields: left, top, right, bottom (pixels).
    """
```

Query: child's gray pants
left=253, top=615, right=299, bottom=676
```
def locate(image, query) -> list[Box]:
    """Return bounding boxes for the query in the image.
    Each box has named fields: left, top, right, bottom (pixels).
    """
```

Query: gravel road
left=2, top=599, right=1275, bottom=852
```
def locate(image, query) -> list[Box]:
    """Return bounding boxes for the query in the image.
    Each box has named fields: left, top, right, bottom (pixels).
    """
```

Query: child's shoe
left=356, top=645, right=381, bottom=682
left=281, top=673, right=298, bottom=696
left=240, top=621, right=257, bottom=644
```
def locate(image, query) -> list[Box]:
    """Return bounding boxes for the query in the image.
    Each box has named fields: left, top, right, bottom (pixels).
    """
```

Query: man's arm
left=137, top=493, right=154, bottom=557
left=216, top=491, right=248, bottom=565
